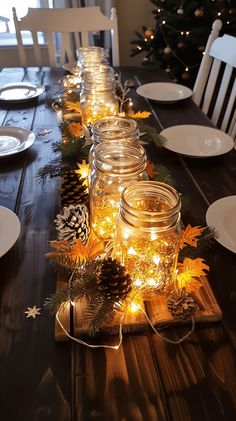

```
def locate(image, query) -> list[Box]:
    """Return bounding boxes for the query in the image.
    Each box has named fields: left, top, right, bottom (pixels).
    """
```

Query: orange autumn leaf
left=69, top=233, right=105, bottom=263
left=179, top=224, right=206, bottom=249
left=46, top=240, right=70, bottom=256
left=128, top=111, right=152, bottom=119
left=45, top=239, right=71, bottom=260
left=65, top=101, right=82, bottom=113
left=177, top=257, right=209, bottom=287
left=68, top=122, right=84, bottom=137
left=45, top=234, right=104, bottom=264
left=146, top=160, right=156, bottom=178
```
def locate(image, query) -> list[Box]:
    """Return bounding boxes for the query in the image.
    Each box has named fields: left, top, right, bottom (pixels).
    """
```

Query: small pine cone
left=54, top=203, right=90, bottom=244
left=61, top=169, right=88, bottom=207
left=166, top=288, right=197, bottom=319
left=97, top=258, right=132, bottom=301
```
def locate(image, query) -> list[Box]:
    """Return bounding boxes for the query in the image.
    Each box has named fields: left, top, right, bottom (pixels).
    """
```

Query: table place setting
left=160, top=124, right=234, bottom=157
left=206, top=195, right=236, bottom=253
left=0, top=205, right=21, bottom=258
left=0, top=82, right=45, bottom=103
left=136, top=81, right=193, bottom=103
left=0, top=126, right=36, bottom=157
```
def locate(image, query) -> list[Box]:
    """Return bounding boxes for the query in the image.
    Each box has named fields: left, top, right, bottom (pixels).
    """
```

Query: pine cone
left=61, top=169, right=88, bottom=207
left=54, top=203, right=90, bottom=244
left=97, top=258, right=132, bottom=301
left=166, top=288, right=197, bottom=319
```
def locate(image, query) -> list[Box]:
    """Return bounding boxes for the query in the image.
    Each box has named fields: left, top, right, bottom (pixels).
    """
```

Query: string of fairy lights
left=135, top=0, right=234, bottom=82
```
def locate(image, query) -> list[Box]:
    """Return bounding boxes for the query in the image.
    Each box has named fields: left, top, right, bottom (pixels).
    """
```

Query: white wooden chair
left=192, top=20, right=236, bottom=144
left=12, top=6, right=120, bottom=68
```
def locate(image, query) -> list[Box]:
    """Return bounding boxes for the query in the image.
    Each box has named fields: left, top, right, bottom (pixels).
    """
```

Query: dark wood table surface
left=0, top=66, right=236, bottom=421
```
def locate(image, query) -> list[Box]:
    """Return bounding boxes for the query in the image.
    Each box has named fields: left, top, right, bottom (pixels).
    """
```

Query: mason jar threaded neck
left=92, top=116, right=139, bottom=144
left=93, top=143, right=147, bottom=176
left=119, top=181, right=181, bottom=231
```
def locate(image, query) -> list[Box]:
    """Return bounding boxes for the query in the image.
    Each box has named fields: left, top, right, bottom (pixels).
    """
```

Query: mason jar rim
left=119, top=181, right=181, bottom=231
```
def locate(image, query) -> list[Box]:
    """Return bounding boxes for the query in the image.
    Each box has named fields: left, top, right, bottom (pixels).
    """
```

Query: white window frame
left=0, top=0, right=52, bottom=47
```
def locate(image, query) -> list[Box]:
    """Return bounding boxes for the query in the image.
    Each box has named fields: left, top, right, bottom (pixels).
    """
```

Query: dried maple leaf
left=46, top=240, right=71, bottom=259
left=128, top=111, right=152, bottom=119
left=67, top=233, right=105, bottom=263
left=177, top=257, right=209, bottom=288
left=65, top=101, right=82, bottom=113
left=68, top=122, right=84, bottom=137
left=179, top=224, right=206, bottom=249
left=45, top=234, right=104, bottom=266
left=145, top=160, right=156, bottom=178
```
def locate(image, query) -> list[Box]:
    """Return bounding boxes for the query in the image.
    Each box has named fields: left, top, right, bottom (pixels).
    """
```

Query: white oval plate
left=0, top=82, right=45, bottom=102
left=136, top=82, right=192, bottom=103
left=160, top=125, right=234, bottom=157
left=0, top=126, right=35, bottom=158
left=0, top=206, right=21, bottom=257
left=206, top=196, right=236, bottom=253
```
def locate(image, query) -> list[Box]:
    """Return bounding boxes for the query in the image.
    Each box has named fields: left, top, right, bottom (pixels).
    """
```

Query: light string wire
left=55, top=284, right=196, bottom=349
left=139, top=305, right=195, bottom=344
left=159, top=23, right=201, bottom=71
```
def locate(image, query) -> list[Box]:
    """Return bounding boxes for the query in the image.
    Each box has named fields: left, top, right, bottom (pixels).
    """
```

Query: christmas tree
left=131, top=0, right=236, bottom=87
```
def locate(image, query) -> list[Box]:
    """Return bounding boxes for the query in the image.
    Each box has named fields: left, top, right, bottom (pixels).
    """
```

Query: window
left=0, top=0, right=53, bottom=46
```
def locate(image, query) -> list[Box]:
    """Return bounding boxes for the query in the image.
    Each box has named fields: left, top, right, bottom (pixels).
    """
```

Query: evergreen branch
left=151, top=163, right=176, bottom=186
left=84, top=293, right=117, bottom=336
left=44, top=288, right=72, bottom=314
left=138, top=123, right=167, bottom=147
left=36, top=162, right=74, bottom=183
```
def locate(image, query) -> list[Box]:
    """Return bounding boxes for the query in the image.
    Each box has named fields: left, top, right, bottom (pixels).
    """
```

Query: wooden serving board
left=55, top=276, right=222, bottom=341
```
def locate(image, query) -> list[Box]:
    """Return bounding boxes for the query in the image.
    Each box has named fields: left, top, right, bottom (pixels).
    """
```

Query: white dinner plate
left=0, top=82, right=45, bottom=102
left=0, top=126, right=35, bottom=158
left=160, top=125, right=234, bottom=157
left=136, top=82, right=192, bottom=103
left=206, top=196, right=236, bottom=253
left=0, top=206, right=21, bottom=257
left=62, top=61, right=79, bottom=74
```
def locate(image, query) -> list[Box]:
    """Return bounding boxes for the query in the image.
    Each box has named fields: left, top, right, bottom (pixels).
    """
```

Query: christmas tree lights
left=130, top=0, right=236, bottom=87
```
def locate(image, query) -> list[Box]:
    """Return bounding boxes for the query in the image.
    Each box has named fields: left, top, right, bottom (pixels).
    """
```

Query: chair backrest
left=12, top=6, right=120, bottom=68
left=192, top=20, right=236, bottom=142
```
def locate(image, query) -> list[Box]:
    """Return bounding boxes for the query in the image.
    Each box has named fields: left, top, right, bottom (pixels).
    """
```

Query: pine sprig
left=84, top=294, right=117, bottom=336
left=152, top=163, right=176, bottom=186
left=44, top=287, right=72, bottom=314
left=36, top=162, right=75, bottom=183
left=138, top=123, right=167, bottom=148
left=44, top=266, right=99, bottom=314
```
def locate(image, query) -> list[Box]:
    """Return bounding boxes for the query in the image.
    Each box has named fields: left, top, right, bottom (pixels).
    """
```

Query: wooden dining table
left=0, top=65, right=236, bottom=421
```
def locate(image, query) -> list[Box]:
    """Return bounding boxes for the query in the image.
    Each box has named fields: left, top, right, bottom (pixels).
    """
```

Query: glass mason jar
left=89, top=116, right=140, bottom=167
left=71, top=46, right=107, bottom=76
left=80, top=69, right=119, bottom=127
left=90, top=143, right=147, bottom=241
left=113, top=181, right=181, bottom=292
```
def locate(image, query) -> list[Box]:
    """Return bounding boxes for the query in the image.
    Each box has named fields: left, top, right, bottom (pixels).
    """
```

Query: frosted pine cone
left=54, top=204, right=90, bottom=244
